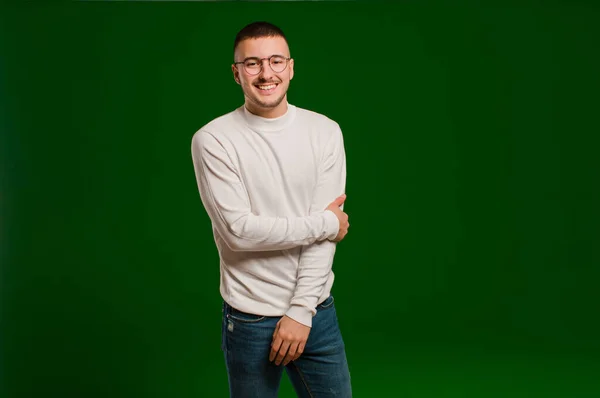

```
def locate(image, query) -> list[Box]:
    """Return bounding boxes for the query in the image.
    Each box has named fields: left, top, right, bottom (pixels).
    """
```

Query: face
left=232, top=36, right=295, bottom=118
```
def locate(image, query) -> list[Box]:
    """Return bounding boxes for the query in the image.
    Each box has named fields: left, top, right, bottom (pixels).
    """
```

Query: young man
left=191, top=21, right=352, bottom=397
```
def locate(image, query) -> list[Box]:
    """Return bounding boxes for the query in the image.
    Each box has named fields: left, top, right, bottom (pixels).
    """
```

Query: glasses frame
left=233, top=55, right=291, bottom=76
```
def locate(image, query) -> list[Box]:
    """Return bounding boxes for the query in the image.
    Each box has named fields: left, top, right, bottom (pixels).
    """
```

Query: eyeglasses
left=234, top=55, right=291, bottom=75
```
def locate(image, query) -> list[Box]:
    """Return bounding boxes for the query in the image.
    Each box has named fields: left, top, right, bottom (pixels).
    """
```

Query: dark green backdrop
left=2, top=1, right=599, bottom=397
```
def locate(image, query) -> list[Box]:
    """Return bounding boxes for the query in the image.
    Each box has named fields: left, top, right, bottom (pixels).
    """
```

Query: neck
left=241, top=101, right=296, bottom=133
left=245, top=97, right=288, bottom=119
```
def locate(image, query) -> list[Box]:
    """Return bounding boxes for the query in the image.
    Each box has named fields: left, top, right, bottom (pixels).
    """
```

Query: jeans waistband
left=222, top=295, right=332, bottom=317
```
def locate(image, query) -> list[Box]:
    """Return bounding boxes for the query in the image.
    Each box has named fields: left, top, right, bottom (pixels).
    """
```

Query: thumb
left=335, top=194, right=347, bottom=206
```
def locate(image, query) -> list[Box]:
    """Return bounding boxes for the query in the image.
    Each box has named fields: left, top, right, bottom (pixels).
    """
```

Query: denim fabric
left=221, top=296, right=352, bottom=397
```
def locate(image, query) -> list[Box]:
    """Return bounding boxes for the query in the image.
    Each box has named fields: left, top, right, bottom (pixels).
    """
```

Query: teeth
left=258, top=84, right=276, bottom=90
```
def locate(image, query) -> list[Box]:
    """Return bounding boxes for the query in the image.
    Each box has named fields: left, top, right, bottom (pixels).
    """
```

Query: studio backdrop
left=1, top=1, right=599, bottom=397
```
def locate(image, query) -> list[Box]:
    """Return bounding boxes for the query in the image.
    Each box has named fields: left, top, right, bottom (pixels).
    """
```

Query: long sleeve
left=191, top=130, right=340, bottom=252
left=285, top=124, right=347, bottom=327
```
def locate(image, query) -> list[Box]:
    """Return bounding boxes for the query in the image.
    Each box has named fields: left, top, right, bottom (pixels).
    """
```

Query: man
left=191, top=21, right=352, bottom=397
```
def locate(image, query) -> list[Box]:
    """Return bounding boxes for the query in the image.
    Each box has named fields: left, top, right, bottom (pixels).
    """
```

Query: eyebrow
left=241, top=54, right=288, bottom=60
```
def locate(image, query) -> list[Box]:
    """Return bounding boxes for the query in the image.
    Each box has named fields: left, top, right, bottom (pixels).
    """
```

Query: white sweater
left=191, top=102, right=346, bottom=327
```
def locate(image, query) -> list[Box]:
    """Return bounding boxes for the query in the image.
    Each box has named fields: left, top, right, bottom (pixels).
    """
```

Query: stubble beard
left=244, top=82, right=288, bottom=111
left=251, top=92, right=286, bottom=110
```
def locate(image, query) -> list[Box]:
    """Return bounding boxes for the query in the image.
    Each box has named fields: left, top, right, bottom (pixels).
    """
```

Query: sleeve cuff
left=323, top=210, right=339, bottom=241
left=285, top=305, right=315, bottom=328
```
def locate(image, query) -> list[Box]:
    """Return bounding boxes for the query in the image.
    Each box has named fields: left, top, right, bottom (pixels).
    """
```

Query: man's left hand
left=270, top=315, right=310, bottom=366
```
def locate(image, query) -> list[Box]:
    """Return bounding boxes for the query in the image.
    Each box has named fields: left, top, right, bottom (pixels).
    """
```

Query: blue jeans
left=221, top=296, right=352, bottom=397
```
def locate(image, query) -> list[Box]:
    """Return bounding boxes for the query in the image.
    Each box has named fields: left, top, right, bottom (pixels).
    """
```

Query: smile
left=255, top=83, right=278, bottom=93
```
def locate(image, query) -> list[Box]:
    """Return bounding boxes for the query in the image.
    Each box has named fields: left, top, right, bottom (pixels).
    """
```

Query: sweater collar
left=241, top=101, right=296, bottom=133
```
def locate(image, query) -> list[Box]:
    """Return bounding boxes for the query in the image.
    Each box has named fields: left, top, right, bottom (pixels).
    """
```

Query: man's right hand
left=326, top=194, right=349, bottom=242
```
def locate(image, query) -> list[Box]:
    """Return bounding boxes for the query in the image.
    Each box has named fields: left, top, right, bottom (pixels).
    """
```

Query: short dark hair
left=233, top=21, right=288, bottom=56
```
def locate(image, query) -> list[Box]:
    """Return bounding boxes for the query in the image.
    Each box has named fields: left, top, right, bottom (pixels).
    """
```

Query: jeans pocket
left=227, top=308, right=266, bottom=323
left=317, top=295, right=335, bottom=310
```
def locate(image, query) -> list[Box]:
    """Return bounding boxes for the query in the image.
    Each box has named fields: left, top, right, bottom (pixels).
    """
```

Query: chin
left=255, top=96, right=285, bottom=109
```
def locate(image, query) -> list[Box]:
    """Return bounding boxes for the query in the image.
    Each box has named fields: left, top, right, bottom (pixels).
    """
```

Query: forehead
left=235, top=36, right=290, bottom=60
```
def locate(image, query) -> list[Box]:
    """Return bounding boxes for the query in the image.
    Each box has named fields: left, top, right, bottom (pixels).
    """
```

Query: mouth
left=254, top=82, right=279, bottom=94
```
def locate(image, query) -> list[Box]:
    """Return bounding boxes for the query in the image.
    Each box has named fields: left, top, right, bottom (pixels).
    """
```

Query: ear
left=232, top=64, right=241, bottom=85
left=289, top=58, right=294, bottom=81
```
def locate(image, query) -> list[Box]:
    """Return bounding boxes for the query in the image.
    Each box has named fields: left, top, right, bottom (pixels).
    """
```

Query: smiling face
left=232, top=36, right=294, bottom=118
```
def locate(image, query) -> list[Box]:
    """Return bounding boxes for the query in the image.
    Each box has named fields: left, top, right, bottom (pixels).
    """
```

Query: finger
left=272, top=322, right=280, bottom=340
left=293, top=342, right=305, bottom=362
left=270, top=337, right=283, bottom=362
left=283, top=342, right=298, bottom=366
left=275, top=341, right=290, bottom=366
left=335, top=194, right=347, bottom=206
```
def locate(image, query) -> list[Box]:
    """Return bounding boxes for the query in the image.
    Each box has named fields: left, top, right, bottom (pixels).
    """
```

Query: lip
left=254, top=82, right=279, bottom=95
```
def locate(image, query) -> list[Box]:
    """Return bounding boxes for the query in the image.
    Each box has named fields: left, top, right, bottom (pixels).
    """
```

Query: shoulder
left=191, top=106, right=244, bottom=154
left=192, top=106, right=244, bottom=139
left=293, top=106, right=344, bottom=150
left=294, top=106, right=342, bottom=132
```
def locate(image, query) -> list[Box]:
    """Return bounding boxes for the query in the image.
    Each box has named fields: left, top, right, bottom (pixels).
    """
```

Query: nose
left=259, top=59, right=274, bottom=79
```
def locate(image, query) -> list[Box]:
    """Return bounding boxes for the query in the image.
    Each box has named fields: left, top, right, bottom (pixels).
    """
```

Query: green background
left=2, top=1, right=599, bottom=397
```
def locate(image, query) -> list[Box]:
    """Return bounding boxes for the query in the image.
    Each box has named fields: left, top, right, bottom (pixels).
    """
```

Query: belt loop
left=222, top=300, right=230, bottom=315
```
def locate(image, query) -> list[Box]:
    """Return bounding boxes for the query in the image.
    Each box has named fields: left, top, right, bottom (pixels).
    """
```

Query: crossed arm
left=191, top=130, right=344, bottom=252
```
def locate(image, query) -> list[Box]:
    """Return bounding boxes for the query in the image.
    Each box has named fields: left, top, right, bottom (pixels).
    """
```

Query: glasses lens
left=244, top=58, right=261, bottom=75
left=270, top=56, right=287, bottom=73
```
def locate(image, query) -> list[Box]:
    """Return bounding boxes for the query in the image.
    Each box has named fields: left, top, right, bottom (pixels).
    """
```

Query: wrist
left=323, top=210, right=339, bottom=241
left=285, top=305, right=313, bottom=328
